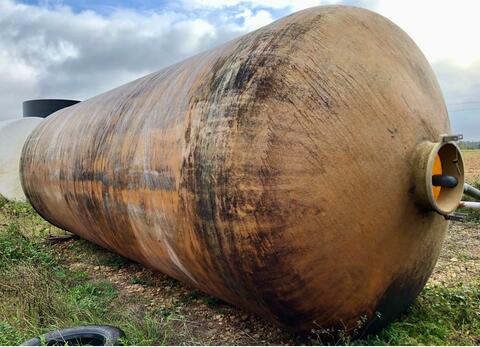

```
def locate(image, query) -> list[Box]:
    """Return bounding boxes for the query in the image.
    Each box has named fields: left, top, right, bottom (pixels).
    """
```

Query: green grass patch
left=355, top=283, right=480, bottom=345
left=0, top=200, right=194, bottom=345
left=1, top=199, right=478, bottom=345
left=460, top=179, right=480, bottom=223
left=0, top=222, right=55, bottom=268
left=202, top=296, right=224, bottom=309
left=61, top=238, right=131, bottom=268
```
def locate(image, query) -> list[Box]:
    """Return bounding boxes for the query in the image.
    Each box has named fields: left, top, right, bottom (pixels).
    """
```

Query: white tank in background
left=0, top=117, right=44, bottom=201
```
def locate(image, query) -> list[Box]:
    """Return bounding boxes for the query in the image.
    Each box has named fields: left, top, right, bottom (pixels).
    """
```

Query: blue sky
left=21, top=0, right=282, bottom=12
left=1, top=0, right=479, bottom=139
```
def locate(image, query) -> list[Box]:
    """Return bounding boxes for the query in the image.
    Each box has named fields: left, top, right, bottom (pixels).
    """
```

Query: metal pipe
left=464, top=183, right=480, bottom=200
left=432, top=174, right=458, bottom=188
left=459, top=201, right=480, bottom=209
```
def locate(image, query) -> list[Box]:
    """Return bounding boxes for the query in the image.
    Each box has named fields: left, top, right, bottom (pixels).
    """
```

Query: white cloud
left=0, top=0, right=478, bottom=138
left=374, top=0, right=480, bottom=139
left=0, top=51, right=39, bottom=119
left=0, top=0, right=254, bottom=119
left=186, top=0, right=315, bottom=10
left=376, top=0, right=480, bottom=67
left=235, top=8, right=274, bottom=31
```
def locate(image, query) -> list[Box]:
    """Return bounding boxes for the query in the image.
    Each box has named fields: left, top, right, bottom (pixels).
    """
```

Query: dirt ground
left=430, top=222, right=480, bottom=286
left=3, top=151, right=478, bottom=345
left=463, top=150, right=480, bottom=182
left=42, top=150, right=480, bottom=345
left=51, top=219, right=479, bottom=345
left=54, top=240, right=300, bottom=345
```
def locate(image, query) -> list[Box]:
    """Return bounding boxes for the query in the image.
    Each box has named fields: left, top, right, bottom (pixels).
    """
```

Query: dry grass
left=463, top=149, right=480, bottom=183
left=0, top=150, right=479, bottom=345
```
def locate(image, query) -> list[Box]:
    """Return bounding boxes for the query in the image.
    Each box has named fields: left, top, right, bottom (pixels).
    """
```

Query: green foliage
left=130, top=275, right=148, bottom=285
left=63, top=238, right=131, bottom=268
left=202, top=296, right=224, bottom=308
left=0, top=222, right=116, bottom=344
left=68, top=282, right=119, bottom=314
left=461, top=179, right=480, bottom=223
left=0, top=199, right=64, bottom=239
left=0, top=321, right=23, bottom=346
left=458, top=141, right=480, bottom=150
left=0, top=201, right=193, bottom=345
left=0, top=222, right=55, bottom=268
left=0, top=195, right=8, bottom=209
left=355, top=283, right=480, bottom=345
left=1, top=197, right=478, bottom=345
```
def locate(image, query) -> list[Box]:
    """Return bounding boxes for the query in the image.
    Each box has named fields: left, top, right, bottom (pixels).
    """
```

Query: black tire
left=21, top=325, right=125, bottom=346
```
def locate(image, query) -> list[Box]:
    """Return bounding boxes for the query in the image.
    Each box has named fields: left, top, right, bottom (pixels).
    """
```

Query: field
left=0, top=151, right=479, bottom=345
left=463, top=149, right=480, bottom=182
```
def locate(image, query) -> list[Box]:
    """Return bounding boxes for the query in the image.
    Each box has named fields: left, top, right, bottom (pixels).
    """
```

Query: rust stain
left=21, top=6, right=450, bottom=333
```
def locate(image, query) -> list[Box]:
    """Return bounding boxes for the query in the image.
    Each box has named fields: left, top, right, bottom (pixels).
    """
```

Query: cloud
left=184, top=0, right=320, bottom=10
left=432, top=60, right=480, bottom=140
left=235, top=8, right=273, bottom=31
left=377, top=0, right=480, bottom=67
left=0, top=0, right=268, bottom=119
left=0, top=0, right=479, bottom=139
left=374, top=0, right=480, bottom=139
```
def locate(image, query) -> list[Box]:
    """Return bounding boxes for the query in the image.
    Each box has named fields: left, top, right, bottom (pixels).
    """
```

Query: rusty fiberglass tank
left=20, top=6, right=465, bottom=334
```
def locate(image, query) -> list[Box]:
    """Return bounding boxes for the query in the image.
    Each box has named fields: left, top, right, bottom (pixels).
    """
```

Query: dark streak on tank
left=361, top=267, right=434, bottom=337
left=21, top=6, right=451, bottom=333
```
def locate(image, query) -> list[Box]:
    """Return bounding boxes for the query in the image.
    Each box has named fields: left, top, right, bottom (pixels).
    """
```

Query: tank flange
left=413, top=139, right=464, bottom=215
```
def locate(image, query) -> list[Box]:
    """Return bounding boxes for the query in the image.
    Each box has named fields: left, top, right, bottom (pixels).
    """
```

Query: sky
left=0, top=0, right=479, bottom=139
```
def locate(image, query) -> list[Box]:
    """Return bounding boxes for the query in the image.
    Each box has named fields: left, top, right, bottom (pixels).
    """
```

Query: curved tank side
left=20, top=6, right=452, bottom=333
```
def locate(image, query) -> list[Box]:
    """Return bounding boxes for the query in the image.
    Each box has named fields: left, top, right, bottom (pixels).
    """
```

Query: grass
left=460, top=179, right=480, bottom=222
left=0, top=197, right=196, bottom=345
left=350, top=180, right=480, bottom=346
left=0, top=195, right=479, bottom=345
left=354, top=283, right=480, bottom=345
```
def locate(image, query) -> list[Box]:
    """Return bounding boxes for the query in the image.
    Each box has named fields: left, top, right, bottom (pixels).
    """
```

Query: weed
left=461, top=179, right=480, bottom=222
left=0, top=195, right=8, bottom=209
left=0, top=201, right=194, bottom=345
left=1, top=198, right=479, bottom=345
left=458, top=253, right=476, bottom=261
left=99, top=253, right=131, bottom=268
left=181, top=290, right=201, bottom=304
left=130, top=275, right=147, bottom=285
left=0, top=222, right=55, bottom=269
left=163, top=276, right=180, bottom=288
left=355, top=283, right=480, bottom=345
left=202, top=296, right=224, bottom=309
left=0, top=321, right=24, bottom=346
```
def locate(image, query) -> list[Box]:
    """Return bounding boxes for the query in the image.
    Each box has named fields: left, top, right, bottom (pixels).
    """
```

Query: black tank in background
left=23, top=99, right=80, bottom=118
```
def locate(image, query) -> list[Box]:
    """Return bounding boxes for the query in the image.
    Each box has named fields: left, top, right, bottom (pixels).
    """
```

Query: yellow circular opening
left=432, top=143, right=464, bottom=214
left=414, top=141, right=465, bottom=215
left=432, top=154, right=442, bottom=200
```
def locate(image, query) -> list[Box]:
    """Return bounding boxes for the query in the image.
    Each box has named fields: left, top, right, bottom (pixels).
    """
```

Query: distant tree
left=458, top=141, right=480, bottom=150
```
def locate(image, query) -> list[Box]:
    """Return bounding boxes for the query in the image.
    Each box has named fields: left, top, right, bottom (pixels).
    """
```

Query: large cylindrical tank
left=20, top=6, right=457, bottom=333
left=0, top=118, right=44, bottom=201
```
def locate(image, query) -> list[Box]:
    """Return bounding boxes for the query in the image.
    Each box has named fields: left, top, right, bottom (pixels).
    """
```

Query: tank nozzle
left=413, top=136, right=465, bottom=215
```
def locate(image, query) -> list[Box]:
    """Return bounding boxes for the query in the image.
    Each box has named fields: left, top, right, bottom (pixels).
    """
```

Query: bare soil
left=52, top=220, right=479, bottom=345
left=463, top=150, right=480, bottom=182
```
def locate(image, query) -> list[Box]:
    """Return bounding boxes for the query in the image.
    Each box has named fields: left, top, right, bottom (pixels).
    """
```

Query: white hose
left=464, top=183, right=480, bottom=200
left=460, top=201, right=480, bottom=209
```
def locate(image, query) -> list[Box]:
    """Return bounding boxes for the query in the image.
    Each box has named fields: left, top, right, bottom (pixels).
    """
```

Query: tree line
left=459, top=141, right=480, bottom=150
